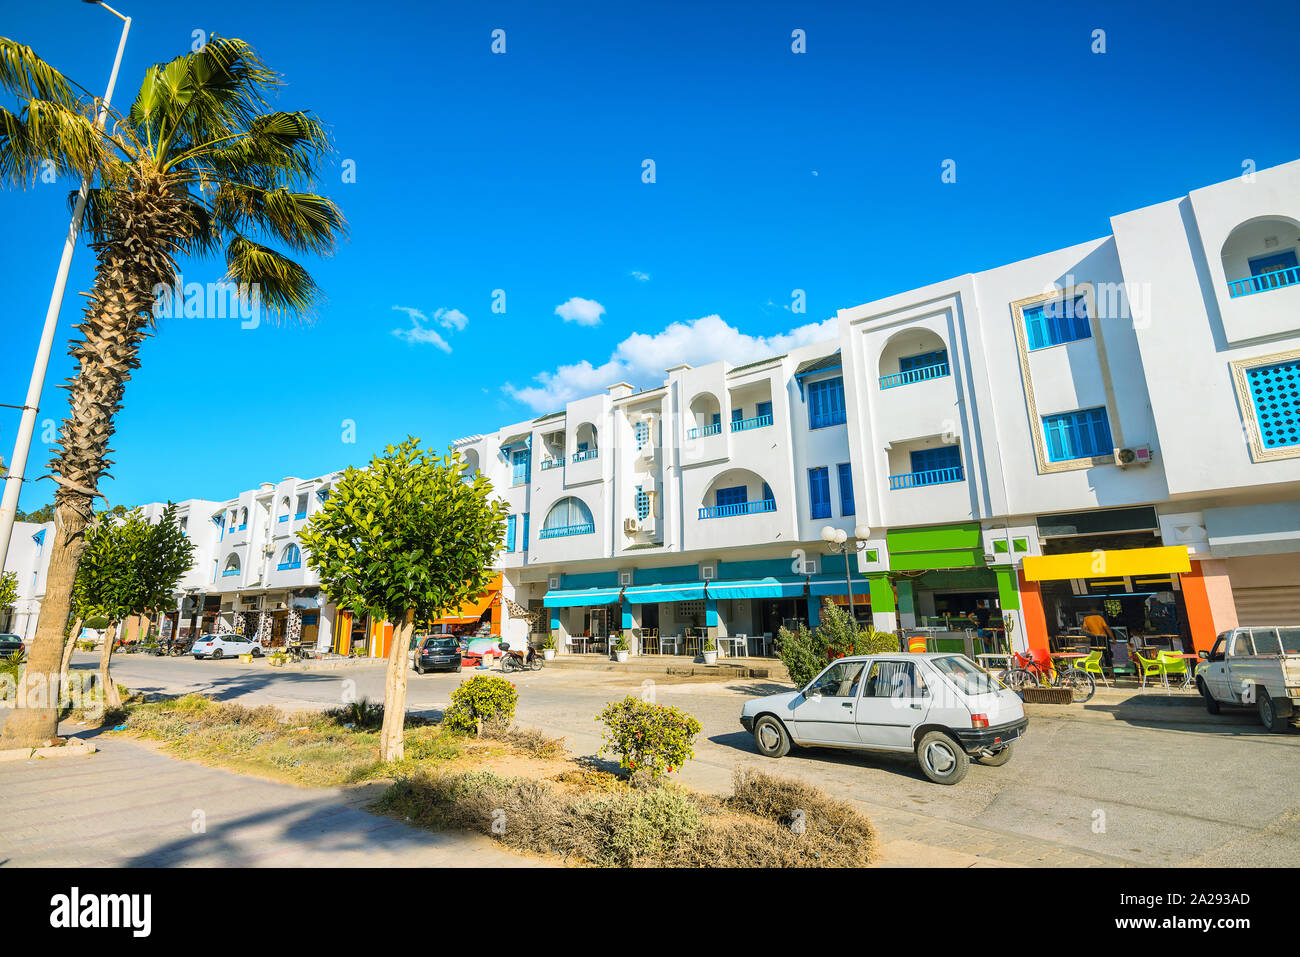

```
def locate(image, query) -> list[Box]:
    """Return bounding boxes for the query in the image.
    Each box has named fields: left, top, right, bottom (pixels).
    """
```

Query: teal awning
left=808, top=576, right=871, bottom=597
left=623, top=582, right=707, bottom=603
left=543, top=587, right=622, bottom=608
left=707, top=577, right=806, bottom=599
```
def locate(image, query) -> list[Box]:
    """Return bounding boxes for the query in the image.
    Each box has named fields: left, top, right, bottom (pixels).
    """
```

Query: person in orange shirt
left=1082, top=610, right=1115, bottom=665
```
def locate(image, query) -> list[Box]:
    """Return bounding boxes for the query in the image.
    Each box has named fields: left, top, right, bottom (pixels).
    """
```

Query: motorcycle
left=498, top=641, right=542, bottom=673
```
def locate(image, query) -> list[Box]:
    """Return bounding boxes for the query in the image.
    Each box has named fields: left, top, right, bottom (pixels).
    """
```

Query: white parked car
left=1196, top=626, right=1300, bottom=732
left=191, top=633, right=263, bottom=660
left=740, top=653, right=1027, bottom=785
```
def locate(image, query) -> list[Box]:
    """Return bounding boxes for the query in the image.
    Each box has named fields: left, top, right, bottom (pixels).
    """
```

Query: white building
left=1, top=520, right=55, bottom=639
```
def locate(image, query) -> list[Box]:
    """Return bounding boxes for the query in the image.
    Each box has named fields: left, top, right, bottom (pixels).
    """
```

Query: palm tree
left=0, top=36, right=344, bottom=746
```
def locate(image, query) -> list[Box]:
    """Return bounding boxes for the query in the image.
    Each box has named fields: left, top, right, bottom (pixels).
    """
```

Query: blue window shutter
left=762, top=482, right=773, bottom=502
left=506, top=515, right=517, bottom=552
left=808, top=467, right=831, bottom=519
left=1027, top=296, right=1090, bottom=350
left=731, top=408, right=743, bottom=422
left=522, top=513, right=529, bottom=549
left=899, top=350, right=946, bottom=373
left=716, top=485, right=748, bottom=509
left=757, top=400, right=773, bottom=420
left=807, top=378, right=846, bottom=429
left=1042, top=407, right=1112, bottom=461
left=837, top=463, right=855, bottom=516
left=711, top=412, right=721, bottom=427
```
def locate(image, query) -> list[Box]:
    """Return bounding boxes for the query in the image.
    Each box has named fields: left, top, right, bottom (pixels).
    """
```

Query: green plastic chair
left=1076, top=649, right=1109, bottom=687
left=1157, top=650, right=1189, bottom=690
left=1131, top=649, right=1165, bottom=689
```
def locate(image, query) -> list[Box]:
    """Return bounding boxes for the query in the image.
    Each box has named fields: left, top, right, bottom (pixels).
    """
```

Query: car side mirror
left=1197, top=650, right=1209, bottom=660
left=804, top=688, right=822, bottom=700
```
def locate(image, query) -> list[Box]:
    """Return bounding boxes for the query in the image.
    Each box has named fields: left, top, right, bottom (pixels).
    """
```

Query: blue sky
left=2, top=0, right=1298, bottom=510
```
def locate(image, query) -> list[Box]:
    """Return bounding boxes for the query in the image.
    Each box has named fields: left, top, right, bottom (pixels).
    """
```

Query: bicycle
left=1000, top=649, right=1095, bottom=703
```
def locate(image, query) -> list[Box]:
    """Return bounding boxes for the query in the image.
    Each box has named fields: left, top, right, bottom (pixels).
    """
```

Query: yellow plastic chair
left=1157, top=650, right=1189, bottom=690
left=1131, top=649, right=1165, bottom=690
left=1076, top=649, right=1109, bottom=687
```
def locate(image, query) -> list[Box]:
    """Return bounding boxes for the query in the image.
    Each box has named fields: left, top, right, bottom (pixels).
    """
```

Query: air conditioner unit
left=701, top=564, right=716, bottom=581
left=623, top=517, right=641, bottom=535
left=1113, top=446, right=1152, bottom=469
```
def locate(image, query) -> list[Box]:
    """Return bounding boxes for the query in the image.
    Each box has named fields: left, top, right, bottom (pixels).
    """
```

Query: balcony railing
left=538, top=522, right=595, bottom=539
left=730, top=413, right=774, bottom=433
left=889, top=466, right=965, bottom=490
left=278, top=561, right=301, bottom=571
left=698, top=498, right=777, bottom=520
left=221, top=568, right=240, bottom=577
left=1227, top=266, right=1300, bottom=298
left=688, top=422, right=723, bottom=439
left=540, top=457, right=563, bottom=471
left=294, top=511, right=306, bottom=520
left=879, top=361, right=950, bottom=390
left=571, top=449, right=598, bottom=463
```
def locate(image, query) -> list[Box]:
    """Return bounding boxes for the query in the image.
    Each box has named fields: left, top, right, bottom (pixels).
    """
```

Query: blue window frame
left=1024, top=296, right=1090, bottom=350
left=715, top=485, right=748, bottom=509
left=1249, top=249, right=1299, bottom=276
left=898, top=350, right=947, bottom=373
left=1042, top=407, right=1114, bottom=462
left=522, top=513, right=529, bottom=550
left=910, top=445, right=962, bottom=474
left=808, top=467, right=831, bottom=519
left=634, top=421, right=649, bottom=450
left=512, top=448, right=531, bottom=486
left=541, top=497, right=595, bottom=537
left=837, top=463, right=855, bottom=516
left=1245, top=359, right=1300, bottom=450
left=806, top=377, right=847, bottom=429
left=731, top=408, right=743, bottom=423
left=505, top=515, right=517, bottom=552
left=636, top=485, right=651, bottom=519
left=278, top=544, right=301, bottom=570
left=757, top=400, right=773, bottom=420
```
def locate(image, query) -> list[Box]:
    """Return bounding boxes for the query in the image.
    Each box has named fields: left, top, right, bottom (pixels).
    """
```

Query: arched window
left=222, top=554, right=241, bottom=577
left=540, top=497, right=595, bottom=538
left=239, top=507, right=248, bottom=527
left=279, top=544, right=301, bottom=570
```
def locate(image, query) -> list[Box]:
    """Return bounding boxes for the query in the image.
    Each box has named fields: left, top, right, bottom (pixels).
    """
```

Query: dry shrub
left=479, top=721, right=566, bottom=759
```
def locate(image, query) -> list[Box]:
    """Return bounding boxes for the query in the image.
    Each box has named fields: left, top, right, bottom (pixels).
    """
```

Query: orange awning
left=433, top=574, right=502, bottom=625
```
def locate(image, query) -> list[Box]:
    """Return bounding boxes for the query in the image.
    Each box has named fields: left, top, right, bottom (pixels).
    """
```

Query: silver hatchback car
left=740, top=653, right=1027, bottom=785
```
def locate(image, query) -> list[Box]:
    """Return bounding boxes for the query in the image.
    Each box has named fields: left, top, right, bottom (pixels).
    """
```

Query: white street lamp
left=0, top=2, right=132, bottom=569
left=820, top=524, right=871, bottom=627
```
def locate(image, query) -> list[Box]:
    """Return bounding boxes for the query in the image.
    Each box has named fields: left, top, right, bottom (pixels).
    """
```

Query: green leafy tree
left=0, top=35, right=344, bottom=748
left=299, top=438, right=508, bottom=761
left=777, top=600, right=898, bottom=688
left=15, top=503, right=55, bottom=523
left=0, top=570, right=17, bottom=611
left=75, top=504, right=193, bottom=708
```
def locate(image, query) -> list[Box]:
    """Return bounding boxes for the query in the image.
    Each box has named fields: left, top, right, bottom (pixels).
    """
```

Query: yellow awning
left=1022, top=546, right=1190, bottom=582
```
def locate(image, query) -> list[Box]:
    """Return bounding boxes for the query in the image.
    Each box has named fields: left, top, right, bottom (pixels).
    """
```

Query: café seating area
left=556, top=626, right=781, bottom=659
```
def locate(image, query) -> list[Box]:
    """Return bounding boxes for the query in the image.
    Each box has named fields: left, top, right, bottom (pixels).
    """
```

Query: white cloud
left=391, top=305, right=452, bottom=353
left=554, top=296, right=606, bottom=326
left=630, top=271, right=651, bottom=282
left=433, top=307, right=468, bottom=331
left=502, top=313, right=839, bottom=412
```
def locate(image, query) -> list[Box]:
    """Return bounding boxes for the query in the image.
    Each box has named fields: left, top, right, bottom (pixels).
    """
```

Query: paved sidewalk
left=0, top=730, right=540, bottom=868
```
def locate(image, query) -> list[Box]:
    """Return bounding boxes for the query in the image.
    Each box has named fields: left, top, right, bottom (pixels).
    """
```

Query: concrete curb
left=543, top=657, right=785, bottom=680
left=0, top=741, right=97, bottom=762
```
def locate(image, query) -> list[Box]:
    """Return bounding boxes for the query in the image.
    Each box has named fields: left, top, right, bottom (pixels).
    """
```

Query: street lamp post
left=820, top=524, right=873, bottom=627
left=0, top=2, right=131, bottom=570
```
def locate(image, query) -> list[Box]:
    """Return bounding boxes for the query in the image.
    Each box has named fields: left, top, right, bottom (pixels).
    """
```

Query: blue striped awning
left=808, top=576, right=871, bottom=597
left=706, top=577, right=806, bottom=599
left=622, top=582, right=707, bottom=603
left=543, top=587, right=622, bottom=608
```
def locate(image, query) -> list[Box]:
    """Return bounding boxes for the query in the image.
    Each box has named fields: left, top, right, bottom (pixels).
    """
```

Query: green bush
left=597, top=696, right=701, bottom=778
left=0, top=650, right=25, bottom=686
left=778, top=600, right=898, bottom=687
left=443, top=674, right=518, bottom=734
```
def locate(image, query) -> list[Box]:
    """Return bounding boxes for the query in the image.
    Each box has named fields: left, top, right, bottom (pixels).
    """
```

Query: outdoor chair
left=1108, top=640, right=1135, bottom=680
left=1157, top=650, right=1190, bottom=690
left=1131, top=649, right=1165, bottom=689
left=641, top=632, right=660, bottom=655
left=1076, top=649, right=1109, bottom=687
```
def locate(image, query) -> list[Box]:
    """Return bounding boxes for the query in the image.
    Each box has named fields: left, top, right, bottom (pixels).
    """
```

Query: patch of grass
left=377, top=764, right=877, bottom=868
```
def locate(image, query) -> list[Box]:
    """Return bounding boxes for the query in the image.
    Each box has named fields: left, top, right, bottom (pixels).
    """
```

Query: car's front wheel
left=414, top=662, right=424, bottom=675
left=1199, top=678, right=1221, bottom=714
left=975, top=745, right=1014, bottom=766
left=916, top=731, right=969, bottom=785
left=210, top=648, right=223, bottom=660
left=251, top=647, right=262, bottom=658
left=752, top=715, right=791, bottom=758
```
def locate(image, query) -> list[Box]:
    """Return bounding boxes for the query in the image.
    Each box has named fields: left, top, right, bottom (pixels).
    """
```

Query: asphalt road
left=63, top=651, right=1300, bottom=867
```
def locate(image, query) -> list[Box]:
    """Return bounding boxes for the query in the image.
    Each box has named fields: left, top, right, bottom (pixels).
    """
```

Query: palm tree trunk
left=378, top=609, right=415, bottom=762
left=98, top=620, right=121, bottom=710
left=0, top=174, right=177, bottom=748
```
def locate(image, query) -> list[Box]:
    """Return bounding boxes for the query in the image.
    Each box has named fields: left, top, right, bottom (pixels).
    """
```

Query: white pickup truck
left=1196, top=626, right=1300, bottom=732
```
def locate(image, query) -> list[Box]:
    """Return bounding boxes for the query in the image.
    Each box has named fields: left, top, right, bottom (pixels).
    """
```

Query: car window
left=806, top=661, right=867, bottom=698
left=1207, top=636, right=1226, bottom=661
left=426, top=638, right=457, bottom=651
left=1277, top=628, right=1300, bottom=654
left=928, top=655, right=999, bottom=695
left=1230, top=633, right=1256, bottom=657
left=1250, top=629, right=1282, bottom=655
left=864, top=660, right=927, bottom=698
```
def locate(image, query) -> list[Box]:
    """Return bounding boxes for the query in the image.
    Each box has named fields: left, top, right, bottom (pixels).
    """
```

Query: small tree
left=777, top=599, right=897, bottom=687
left=0, top=570, right=16, bottom=613
left=76, top=504, right=193, bottom=708
left=299, top=438, right=508, bottom=761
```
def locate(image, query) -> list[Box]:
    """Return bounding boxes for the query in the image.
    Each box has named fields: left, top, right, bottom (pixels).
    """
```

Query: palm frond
left=213, top=183, right=344, bottom=254
left=0, top=99, right=107, bottom=186
left=0, top=38, right=82, bottom=108
left=225, top=236, right=320, bottom=318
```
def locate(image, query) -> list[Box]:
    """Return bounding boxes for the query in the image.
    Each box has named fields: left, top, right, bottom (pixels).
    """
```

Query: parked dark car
left=414, top=634, right=462, bottom=674
left=0, top=634, right=25, bottom=658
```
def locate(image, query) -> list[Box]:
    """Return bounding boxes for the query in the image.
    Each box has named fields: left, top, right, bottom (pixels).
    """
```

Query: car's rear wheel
left=753, top=715, right=791, bottom=758
left=975, top=744, right=1014, bottom=766
left=1258, top=689, right=1288, bottom=733
left=916, top=731, right=969, bottom=785
left=414, top=662, right=424, bottom=675
left=1199, top=678, right=1221, bottom=714
left=211, top=648, right=223, bottom=660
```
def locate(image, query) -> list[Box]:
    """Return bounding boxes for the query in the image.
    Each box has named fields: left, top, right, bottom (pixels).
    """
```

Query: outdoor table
left=976, top=653, right=1009, bottom=670
left=569, top=637, right=589, bottom=655
left=1168, top=653, right=1198, bottom=690
left=660, top=634, right=682, bottom=655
